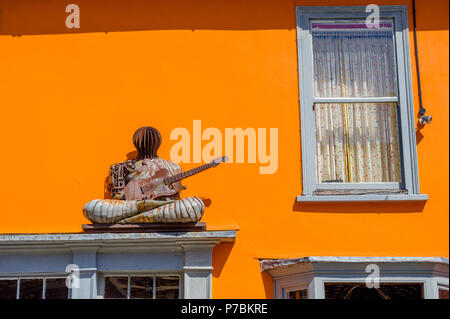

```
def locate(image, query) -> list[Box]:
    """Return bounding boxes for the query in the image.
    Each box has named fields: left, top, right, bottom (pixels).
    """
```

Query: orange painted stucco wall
left=0, top=0, right=448, bottom=298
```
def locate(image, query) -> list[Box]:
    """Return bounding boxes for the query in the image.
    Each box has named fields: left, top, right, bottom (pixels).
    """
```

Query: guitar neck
left=164, top=163, right=215, bottom=185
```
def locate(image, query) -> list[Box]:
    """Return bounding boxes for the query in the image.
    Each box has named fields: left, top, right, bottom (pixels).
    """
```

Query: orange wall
left=0, top=0, right=448, bottom=298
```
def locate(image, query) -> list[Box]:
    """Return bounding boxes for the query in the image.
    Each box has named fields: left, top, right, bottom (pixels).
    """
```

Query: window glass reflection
left=130, top=277, right=153, bottom=299
left=45, top=278, right=68, bottom=299
left=0, top=280, right=17, bottom=299
left=156, top=276, right=179, bottom=299
left=104, top=277, right=128, bottom=299
left=20, top=279, right=43, bottom=299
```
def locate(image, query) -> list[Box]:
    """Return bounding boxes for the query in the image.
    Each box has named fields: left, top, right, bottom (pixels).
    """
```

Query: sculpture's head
left=132, top=126, right=162, bottom=160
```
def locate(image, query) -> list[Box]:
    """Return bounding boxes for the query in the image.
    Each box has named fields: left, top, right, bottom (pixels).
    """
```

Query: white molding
left=261, top=256, right=448, bottom=272
left=0, top=231, right=235, bottom=244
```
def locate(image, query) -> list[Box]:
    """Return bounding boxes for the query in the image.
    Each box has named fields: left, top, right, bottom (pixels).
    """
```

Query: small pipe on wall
left=412, top=0, right=432, bottom=125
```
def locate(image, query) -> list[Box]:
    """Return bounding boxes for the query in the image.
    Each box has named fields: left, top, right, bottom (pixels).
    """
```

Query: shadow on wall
left=212, top=242, right=234, bottom=278
left=0, top=0, right=296, bottom=36
left=293, top=199, right=427, bottom=213
left=0, top=0, right=447, bottom=37
left=214, top=245, right=273, bottom=298
left=261, top=270, right=274, bottom=299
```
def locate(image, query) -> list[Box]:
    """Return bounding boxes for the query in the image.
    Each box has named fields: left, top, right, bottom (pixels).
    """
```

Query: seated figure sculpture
left=83, top=127, right=205, bottom=224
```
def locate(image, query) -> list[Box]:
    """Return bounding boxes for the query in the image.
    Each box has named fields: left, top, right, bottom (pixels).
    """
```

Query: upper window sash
left=311, top=19, right=398, bottom=99
left=296, top=6, right=421, bottom=197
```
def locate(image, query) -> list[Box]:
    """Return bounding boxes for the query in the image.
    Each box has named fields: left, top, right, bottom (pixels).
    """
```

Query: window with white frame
left=0, top=277, right=69, bottom=299
left=437, top=281, right=449, bottom=299
left=283, top=280, right=425, bottom=299
left=324, top=282, right=424, bottom=299
left=296, top=6, right=423, bottom=198
left=103, top=275, right=180, bottom=299
left=285, top=287, right=308, bottom=299
left=263, top=257, right=449, bottom=299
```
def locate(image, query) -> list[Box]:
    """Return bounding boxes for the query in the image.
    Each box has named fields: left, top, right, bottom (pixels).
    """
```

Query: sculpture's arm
left=109, top=161, right=136, bottom=199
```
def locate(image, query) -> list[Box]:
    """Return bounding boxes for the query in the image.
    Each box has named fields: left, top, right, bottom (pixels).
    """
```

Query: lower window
left=287, top=289, right=308, bottom=299
left=104, top=275, right=180, bottom=299
left=439, top=286, right=449, bottom=299
left=324, top=282, right=423, bottom=299
left=0, top=277, right=69, bottom=299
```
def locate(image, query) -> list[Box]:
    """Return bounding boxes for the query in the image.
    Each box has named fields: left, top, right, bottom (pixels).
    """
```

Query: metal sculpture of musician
left=83, top=126, right=227, bottom=224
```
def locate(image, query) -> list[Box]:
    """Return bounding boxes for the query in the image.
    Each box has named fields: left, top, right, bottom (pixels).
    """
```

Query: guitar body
left=124, top=168, right=181, bottom=201
left=123, top=156, right=228, bottom=201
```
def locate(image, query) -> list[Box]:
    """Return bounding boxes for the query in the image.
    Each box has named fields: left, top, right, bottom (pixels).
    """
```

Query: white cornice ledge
left=0, top=230, right=236, bottom=248
left=259, top=256, right=449, bottom=272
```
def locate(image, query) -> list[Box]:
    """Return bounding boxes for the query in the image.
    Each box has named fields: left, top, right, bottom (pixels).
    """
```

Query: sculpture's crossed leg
left=83, top=197, right=205, bottom=224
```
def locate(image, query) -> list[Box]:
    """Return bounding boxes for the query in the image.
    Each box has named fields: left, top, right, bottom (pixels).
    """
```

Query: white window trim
left=295, top=6, right=426, bottom=202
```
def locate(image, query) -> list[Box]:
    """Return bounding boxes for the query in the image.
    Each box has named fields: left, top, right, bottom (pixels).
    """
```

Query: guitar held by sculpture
left=124, top=156, right=228, bottom=201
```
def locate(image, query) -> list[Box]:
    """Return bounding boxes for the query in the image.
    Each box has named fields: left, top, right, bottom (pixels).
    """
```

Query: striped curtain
left=312, top=21, right=402, bottom=184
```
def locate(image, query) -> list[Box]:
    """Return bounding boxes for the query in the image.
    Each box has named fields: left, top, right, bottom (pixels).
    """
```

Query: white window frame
left=0, top=274, right=70, bottom=299
left=282, top=283, right=310, bottom=299
left=284, top=285, right=310, bottom=299
left=98, top=272, right=183, bottom=299
left=264, top=257, right=449, bottom=299
left=317, top=278, right=426, bottom=299
left=296, top=6, right=426, bottom=202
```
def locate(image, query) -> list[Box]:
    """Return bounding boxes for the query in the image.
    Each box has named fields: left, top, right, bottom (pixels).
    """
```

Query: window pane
left=45, top=278, right=68, bottom=299
left=288, top=289, right=308, bottom=299
left=130, top=277, right=153, bottom=299
left=312, top=20, right=397, bottom=98
left=315, top=103, right=402, bottom=183
left=325, top=283, right=423, bottom=299
left=156, top=276, right=179, bottom=299
left=0, top=280, right=17, bottom=299
left=19, top=279, right=43, bottom=299
left=439, top=289, right=449, bottom=299
left=104, top=277, right=128, bottom=299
